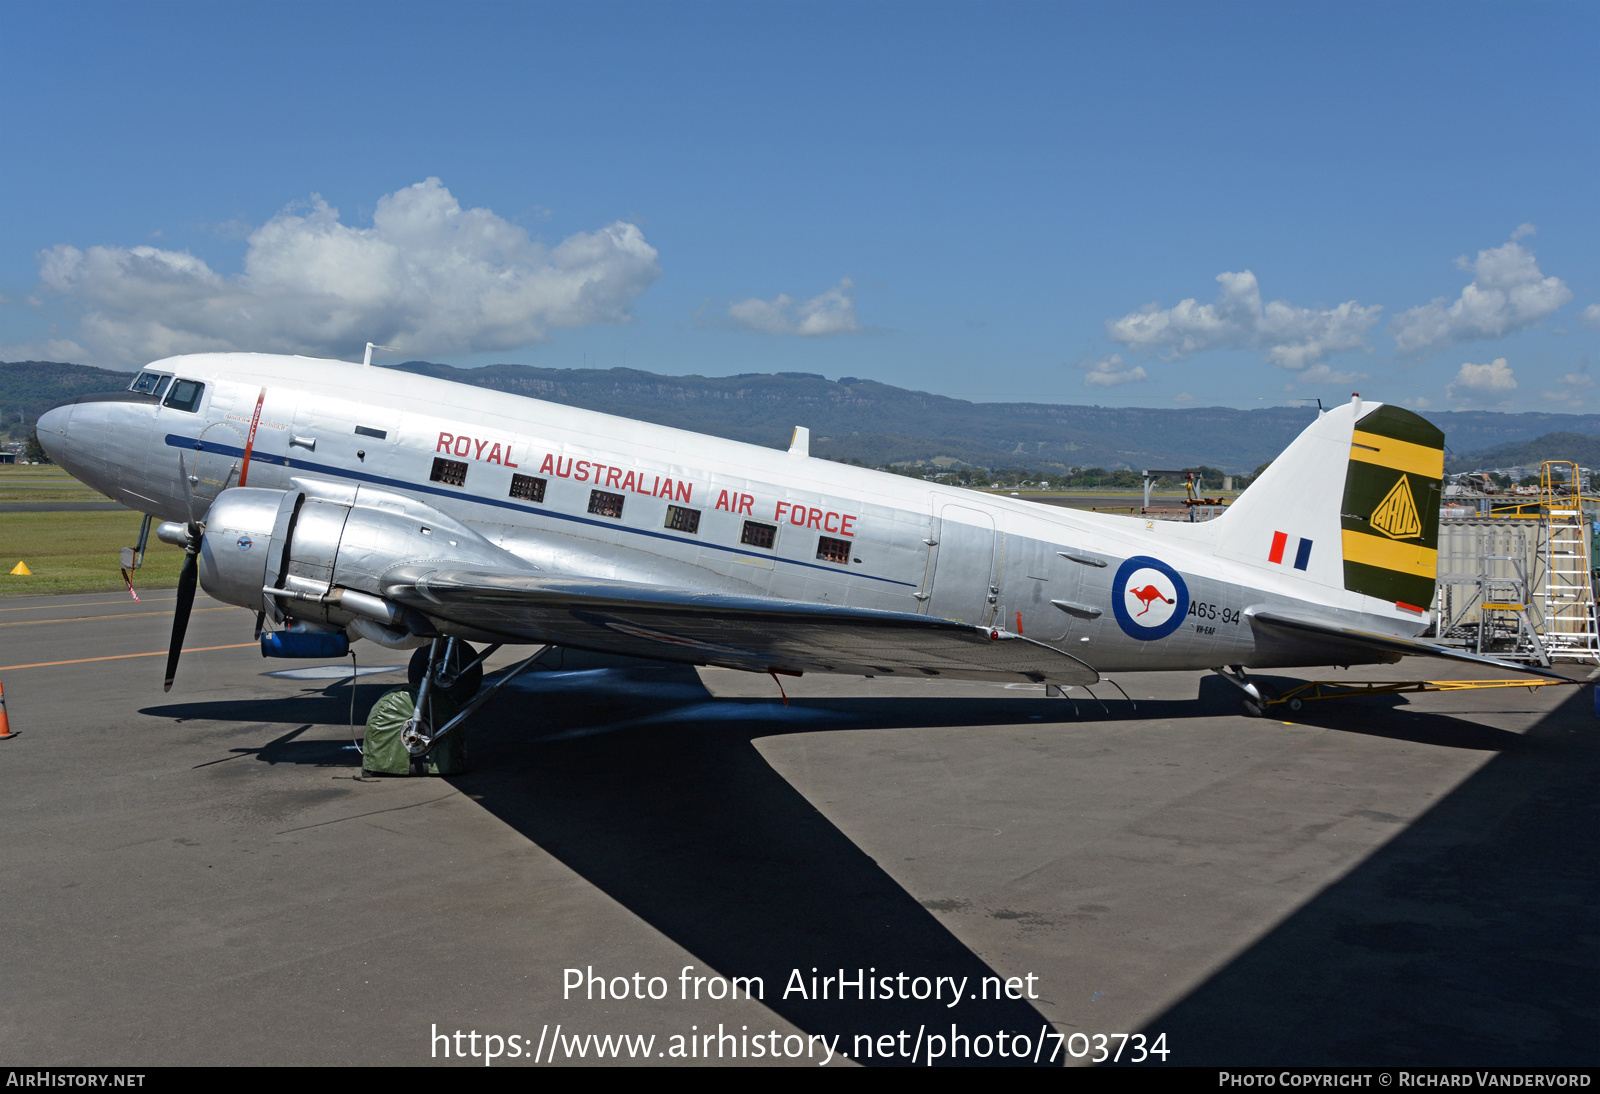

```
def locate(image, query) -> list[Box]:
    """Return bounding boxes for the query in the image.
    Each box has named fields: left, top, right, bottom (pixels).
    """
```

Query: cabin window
left=430, top=457, right=468, bottom=486
left=354, top=425, right=387, bottom=439
left=664, top=505, right=700, bottom=533
left=740, top=520, right=777, bottom=549
left=816, top=535, right=851, bottom=564
left=162, top=379, right=204, bottom=413
left=588, top=490, right=625, bottom=519
left=509, top=474, right=547, bottom=502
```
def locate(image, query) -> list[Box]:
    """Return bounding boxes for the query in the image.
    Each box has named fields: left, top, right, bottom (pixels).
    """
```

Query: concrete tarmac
left=0, top=589, right=1594, bottom=1066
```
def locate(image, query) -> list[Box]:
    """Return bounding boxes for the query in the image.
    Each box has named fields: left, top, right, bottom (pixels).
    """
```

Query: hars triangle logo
left=1370, top=476, right=1422, bottom=540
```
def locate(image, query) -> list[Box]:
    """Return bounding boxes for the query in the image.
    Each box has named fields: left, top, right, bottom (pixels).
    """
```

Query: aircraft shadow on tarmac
left=138, top=657, right=1579, bottom=1063
left=148, top=661, right=1063, bottom=1062
left=1129, top=684, right=1599, bottom=1067
left=145, top=666, right=1537, bottom=756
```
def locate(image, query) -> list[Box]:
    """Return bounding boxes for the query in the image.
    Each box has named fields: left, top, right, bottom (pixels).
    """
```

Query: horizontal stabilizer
left=1249, top=610, right=1569, bottom=681
left=383, top=566, right=1099, bottom=685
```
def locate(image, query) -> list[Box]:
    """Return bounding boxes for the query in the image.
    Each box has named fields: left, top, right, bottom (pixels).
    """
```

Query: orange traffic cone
left=0, top=680, right=15, bottom=740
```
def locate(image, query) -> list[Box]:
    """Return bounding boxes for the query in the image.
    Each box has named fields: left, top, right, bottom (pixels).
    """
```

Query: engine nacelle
left=195, top=487, right=287, bottom=611
left=198, top=479, right=526, bottom=638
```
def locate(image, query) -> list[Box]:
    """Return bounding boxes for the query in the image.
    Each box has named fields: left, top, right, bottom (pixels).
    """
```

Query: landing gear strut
left=407, top=637, right=487, bottom=705
left=398, top=641, right=551, bottom=758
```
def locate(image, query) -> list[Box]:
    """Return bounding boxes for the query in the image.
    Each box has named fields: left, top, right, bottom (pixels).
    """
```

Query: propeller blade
left=164, top=536, right=200, bottom=692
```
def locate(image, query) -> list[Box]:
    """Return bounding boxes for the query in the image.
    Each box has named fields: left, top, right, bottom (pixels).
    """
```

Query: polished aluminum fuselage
left=37, top=352, right=1391, bottom=674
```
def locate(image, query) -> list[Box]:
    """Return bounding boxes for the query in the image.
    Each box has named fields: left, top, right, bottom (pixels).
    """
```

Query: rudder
left=1339, top=404, right=1443, bottom=612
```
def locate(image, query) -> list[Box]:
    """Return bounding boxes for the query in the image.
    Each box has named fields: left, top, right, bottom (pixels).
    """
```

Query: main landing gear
left=408, top=638, right=486, bottom=706
left=397, top=638, right=551, bottom=759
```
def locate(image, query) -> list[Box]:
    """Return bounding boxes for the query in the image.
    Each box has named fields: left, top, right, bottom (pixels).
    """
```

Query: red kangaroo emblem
left=1128, top=584, right=1174, bottom=617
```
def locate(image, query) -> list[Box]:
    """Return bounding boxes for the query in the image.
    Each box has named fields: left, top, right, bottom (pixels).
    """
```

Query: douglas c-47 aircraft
left=36, top=352, right=1549, bottom=756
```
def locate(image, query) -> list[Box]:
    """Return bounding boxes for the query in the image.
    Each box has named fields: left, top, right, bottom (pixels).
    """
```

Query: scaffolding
left=1433, top=462, right=1600, bottom=665
left=1536, top=461, right=1599, bottom=662
left=1434, top=523, right=1549, bottom=665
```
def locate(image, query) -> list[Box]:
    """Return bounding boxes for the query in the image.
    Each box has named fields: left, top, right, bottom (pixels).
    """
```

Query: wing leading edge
left=382, top=566, right=1100, bottom=685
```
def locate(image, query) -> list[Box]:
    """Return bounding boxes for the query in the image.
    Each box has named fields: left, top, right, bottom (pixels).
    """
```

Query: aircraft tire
left=1241, top=699, right=1264, bottom=718
left=408, top=642, right=484, bottom=705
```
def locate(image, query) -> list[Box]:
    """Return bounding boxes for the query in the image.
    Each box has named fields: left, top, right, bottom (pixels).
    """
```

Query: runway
left=0, top=589, right=1593, bottom=1066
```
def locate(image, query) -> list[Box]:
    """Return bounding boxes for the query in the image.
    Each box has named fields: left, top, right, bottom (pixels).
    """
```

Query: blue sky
left=3, top=1, right=1596, bottom=412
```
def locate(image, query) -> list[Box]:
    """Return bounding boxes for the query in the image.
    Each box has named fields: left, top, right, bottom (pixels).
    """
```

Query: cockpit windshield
left=129, top=372, right=172, bottom=398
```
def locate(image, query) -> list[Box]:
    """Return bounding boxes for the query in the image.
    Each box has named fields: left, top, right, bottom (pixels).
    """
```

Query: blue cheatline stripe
left=166, top=434, right=919, bottom=589
left=1294, top=537, right=1313, bottom=571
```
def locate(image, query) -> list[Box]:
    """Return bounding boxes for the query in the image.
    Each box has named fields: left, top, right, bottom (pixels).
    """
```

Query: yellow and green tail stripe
left=1341, top=405, right=1444, bottom=609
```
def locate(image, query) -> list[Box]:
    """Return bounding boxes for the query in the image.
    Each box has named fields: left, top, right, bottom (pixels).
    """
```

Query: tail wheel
left=409, top=641, right=483, bottom=705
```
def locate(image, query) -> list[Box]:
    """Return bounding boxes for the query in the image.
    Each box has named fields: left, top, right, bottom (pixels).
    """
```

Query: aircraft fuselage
left=37, top=352, right=1416, bottom=676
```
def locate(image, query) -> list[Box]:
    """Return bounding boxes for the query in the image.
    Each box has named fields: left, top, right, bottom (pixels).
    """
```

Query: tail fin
left=1213, top=399, right=1443, bottom=614
left=1339, top=404, right=1444, bottom=611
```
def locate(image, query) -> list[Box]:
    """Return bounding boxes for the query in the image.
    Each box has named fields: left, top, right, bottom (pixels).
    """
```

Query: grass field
left=1, top=509, right=186, bottom=596
left=0, top=464, right=108, bottom=503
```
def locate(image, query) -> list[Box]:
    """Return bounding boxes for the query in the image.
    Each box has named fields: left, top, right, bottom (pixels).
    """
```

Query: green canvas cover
left=362, top=686, right=465, bottom=776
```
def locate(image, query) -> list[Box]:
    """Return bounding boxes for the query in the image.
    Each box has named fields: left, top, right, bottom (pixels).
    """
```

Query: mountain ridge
left=7, top=358, right=1600, bottom=473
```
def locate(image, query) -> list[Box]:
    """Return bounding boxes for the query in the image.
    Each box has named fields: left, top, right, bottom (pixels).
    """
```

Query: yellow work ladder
left=1537, top=461, right=1599, bottom=662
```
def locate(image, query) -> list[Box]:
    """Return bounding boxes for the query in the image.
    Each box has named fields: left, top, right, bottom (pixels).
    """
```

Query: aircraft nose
left=35, top=404, right=69, bottom=460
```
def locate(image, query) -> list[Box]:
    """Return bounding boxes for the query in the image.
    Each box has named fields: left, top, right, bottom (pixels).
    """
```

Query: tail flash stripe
left=1341, top=529, right=1438, bottom=580
left=1294, top=538, right=1313, bottom=571
left=1268, top=531, right=1288, bottom=564
left=1349, top=431, right=1445, bottom=479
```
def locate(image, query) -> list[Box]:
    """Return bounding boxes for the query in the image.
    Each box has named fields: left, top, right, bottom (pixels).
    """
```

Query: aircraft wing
left=1248, top=609, right=1571, bottom=681
left=381, top=566, right=1100, bottom=685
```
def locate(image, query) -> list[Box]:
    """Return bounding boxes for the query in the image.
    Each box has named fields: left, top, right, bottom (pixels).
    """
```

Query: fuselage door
left=927, top=504, right=998, bottom=625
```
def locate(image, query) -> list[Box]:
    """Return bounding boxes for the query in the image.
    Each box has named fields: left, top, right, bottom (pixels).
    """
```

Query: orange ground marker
left=0, top=680, right=16, bottom=739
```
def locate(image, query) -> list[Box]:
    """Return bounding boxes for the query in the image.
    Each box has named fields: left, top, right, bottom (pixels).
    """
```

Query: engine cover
left=196, top=487, right=285, bottom=611
left=198, top=479, right=528, bottom=627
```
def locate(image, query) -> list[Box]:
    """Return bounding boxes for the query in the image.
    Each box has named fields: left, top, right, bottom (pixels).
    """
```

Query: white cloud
left=1445, top=357, right=1518, bottom=407
left=24, top=178, right=662, bottom=367
left=1580, top=303, right=1600, bottom=330
left=725, top=279, right=861, bottom=336
left=1391, top=236, right=1572, bottom=355
left=1293, top=362, right=1369, bottom=387
left=1403, top=396, right=1433, bottom=410
left=1106, top=270, right=1380, bottom=370
left=1540, top=371, right=1593, bottom=406
left=1082, top=353, right=1147, bottom=387
left=1511, top=223, right=1537, bottom=241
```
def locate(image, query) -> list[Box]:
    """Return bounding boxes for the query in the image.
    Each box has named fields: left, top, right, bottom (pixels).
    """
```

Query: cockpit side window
left=129, top=371, right=172, bottom=396
left=162, top=379, right=205, bottom=413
